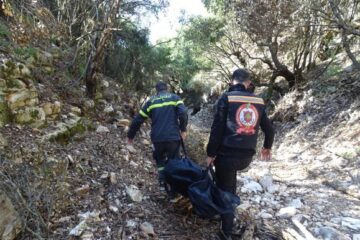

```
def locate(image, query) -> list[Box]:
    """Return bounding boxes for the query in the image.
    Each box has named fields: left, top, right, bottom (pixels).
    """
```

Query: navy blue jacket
left=128, top=91, right=188, bottom=143
left=207, top=84, right=274, bottom=157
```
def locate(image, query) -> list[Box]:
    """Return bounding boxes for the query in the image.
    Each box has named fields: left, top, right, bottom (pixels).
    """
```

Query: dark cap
left=155, top=81, right=167, bottom=92
left=232, top=68, right=250, bottom=82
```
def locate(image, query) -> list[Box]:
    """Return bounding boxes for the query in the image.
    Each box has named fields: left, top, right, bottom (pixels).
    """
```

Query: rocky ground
left=0, top=50, right=221, bottom=239
left=1, top=59, right=360, bottom=240
left=0, top=113, right=222, bottom=240
left=0, top=27, right=359, bottom=240
left=187, top=63, right=360, bottom=240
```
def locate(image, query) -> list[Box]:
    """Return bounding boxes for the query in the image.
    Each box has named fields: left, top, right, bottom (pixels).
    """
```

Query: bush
left=326, top=64, right=342, bottom=77
left=14, top=47, right=38, bottom=59
left=0, top=22, right=10, bottom=38
left=182, top=71, right=216, bottom=110
left=0, top=142, right=69, bottom=239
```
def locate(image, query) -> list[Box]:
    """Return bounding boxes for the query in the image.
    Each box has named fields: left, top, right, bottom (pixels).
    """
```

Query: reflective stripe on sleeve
left=139, top=109, right=149, bottom=118
left=147, top=100, right=183, bottom=112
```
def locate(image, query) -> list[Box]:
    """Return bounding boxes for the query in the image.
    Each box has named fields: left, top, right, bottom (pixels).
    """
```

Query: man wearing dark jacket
left=127, top=81, right=188, bottom=194
left=206, top=69, right=275, bottom=240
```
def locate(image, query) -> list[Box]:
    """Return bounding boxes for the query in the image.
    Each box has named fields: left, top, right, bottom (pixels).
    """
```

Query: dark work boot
left=159, top=180, right=166, bottom=193
left=165, top=182, right=177, bottom=202
left=158, top=165, right=167, bottom=194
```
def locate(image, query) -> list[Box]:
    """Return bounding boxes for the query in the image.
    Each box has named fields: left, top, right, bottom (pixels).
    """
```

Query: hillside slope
left=0, top=4, right=360, bottom=240
left=187, top=57, right=360, bottom=239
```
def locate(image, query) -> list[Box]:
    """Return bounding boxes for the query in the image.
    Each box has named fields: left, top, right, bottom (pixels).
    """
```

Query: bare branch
left=329, top=0, right=360, bottom=36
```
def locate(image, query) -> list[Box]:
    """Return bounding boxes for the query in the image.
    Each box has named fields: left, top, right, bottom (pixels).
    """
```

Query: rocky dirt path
left=1, top=124, right=222, bottom=240
left=1, top=70, right=359, bottom=240
left=2, top=101, right=359, bottom=240
left=185, top=74, right=360, bottom=240
left=240, top=147, right=360, bottom=240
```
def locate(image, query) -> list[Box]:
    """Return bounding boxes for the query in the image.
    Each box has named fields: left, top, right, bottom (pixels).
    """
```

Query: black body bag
left=164, top=140, right=203, bottom=196
left=188, top=167, right=241, bottom=218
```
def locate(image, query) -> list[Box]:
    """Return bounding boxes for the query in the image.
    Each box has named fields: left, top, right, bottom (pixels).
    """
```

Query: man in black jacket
left=128, top=81, right=188, bottom=195
left=206, top=69, right=275, bottom=240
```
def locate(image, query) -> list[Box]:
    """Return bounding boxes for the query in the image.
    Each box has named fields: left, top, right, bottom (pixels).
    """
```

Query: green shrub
left=0, top=22, right=10, bottom=38
left=326, top=64, right=342, bottom=77
left=14, top=47, right=38, bottom=59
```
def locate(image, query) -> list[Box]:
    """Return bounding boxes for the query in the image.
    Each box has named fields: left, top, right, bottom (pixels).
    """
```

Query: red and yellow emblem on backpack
left=236, top=103, right=259, bottom=135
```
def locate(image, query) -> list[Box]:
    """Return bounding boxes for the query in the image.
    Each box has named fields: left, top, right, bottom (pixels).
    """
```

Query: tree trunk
left=266, top=72, right=278, bottom=104
left=269, top=42, right=296, bottom=88
left=85, top=55, right=97, bottom=98
left=85, top=29, right=113, bottom=98
left=341, top=30, right=360, bottom=71
left=84, top=0, right=121, bottom=98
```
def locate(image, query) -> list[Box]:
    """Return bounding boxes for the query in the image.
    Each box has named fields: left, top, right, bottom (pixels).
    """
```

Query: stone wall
left=0, top=58, right=61, bottom=128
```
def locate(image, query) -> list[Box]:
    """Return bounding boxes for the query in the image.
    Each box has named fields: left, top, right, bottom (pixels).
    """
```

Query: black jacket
left=207, top=84, right=274, bottom=157
left=128, top=91, right=188, bottom=143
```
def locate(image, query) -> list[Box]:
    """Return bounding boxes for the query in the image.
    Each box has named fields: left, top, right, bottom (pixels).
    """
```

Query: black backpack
left=164, top=141, right=203, bottom=196
left=164, top=140, right=240, bottom=218
left=188, top=167, right=240, bottom=218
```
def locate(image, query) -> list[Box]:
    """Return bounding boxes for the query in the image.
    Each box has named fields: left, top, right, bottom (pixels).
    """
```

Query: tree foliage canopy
left=6, top=0, right=358, bottom=104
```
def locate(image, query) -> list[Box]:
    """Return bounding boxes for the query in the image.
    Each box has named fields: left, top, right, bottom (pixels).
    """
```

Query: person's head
left=231, top=68, right=251, bottom=88
left=155, top=81, right=167, bottom=92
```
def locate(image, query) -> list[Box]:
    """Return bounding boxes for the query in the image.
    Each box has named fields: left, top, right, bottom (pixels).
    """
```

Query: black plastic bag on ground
left=164, top=157, right=204, bottom=196
left=188, top=167, right=240, bottom=218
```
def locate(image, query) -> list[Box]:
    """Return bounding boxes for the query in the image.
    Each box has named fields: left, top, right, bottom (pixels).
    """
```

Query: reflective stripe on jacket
left=128, top=91, right=188, bottom=143
left=207, top=84, right=274, bottom=157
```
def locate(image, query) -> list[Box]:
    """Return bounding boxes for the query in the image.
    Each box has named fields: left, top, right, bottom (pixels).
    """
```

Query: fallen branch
left=291, top=218, right=316, bottom=240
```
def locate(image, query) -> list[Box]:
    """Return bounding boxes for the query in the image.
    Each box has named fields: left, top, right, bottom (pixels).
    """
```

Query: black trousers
left=214, top=153, right=253, bottom=234
left=153, top=140, right=181, bottom=183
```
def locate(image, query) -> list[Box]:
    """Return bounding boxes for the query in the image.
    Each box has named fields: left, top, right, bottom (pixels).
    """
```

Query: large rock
left=241, top=181, right=263, bottom=193
left=84, top=100, right=95, bottom=111
left=70, top=106, right=82, bottom=116
left=140, top=222, right=155, bottom=236
left=289, top=198, right=304, bottom=209
left=104, top=105, right=114, bottom=114
left=126, top=144, right=136, bottom=154
left=5, top=89, right=38, bottom=110
left=126, top=185, right=143, bottom=202
left=14, top=106, right=46, bottom=128
left=42, top=116, right=85, bottom=143
left=316, top=226, right=342, bottom=240
left=342, top=217, right=360, bottom=231
left=96, top=125, right=110, bottom=133
left=0, top=59, right=55, bottom=128
left=101, top=80, right=109, bottom=88
left=0, top=96, right=11, bottom=127
left=36, top=50, right=53, bottom=66
left=42, top=101, right=61, bottom=120
left=259, top=174, right=273, bottom=191
left=116, top=119, right=130, bottom=127
left=276, top=207, right=297, bottom=218
left=69, top=211, right=100, bottom=237
left=1, top=60, right=32, bottom=81
left=274, top=77, right=290, bottom=94
left=0, top=192, right=22, bottom=240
